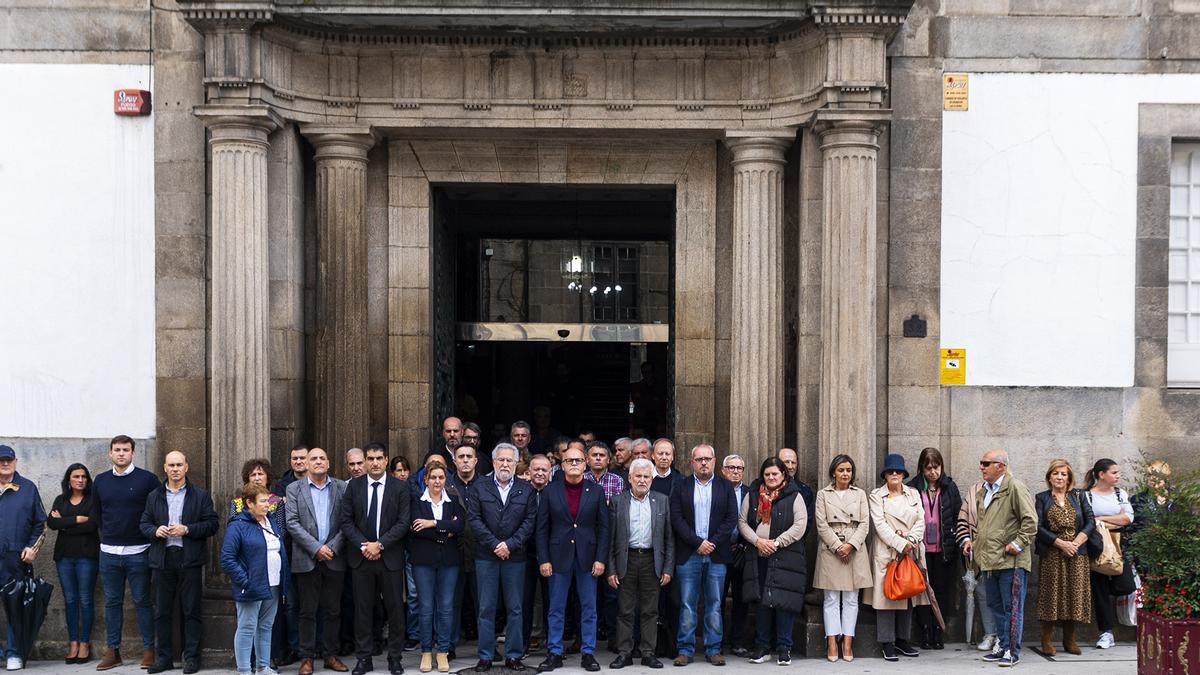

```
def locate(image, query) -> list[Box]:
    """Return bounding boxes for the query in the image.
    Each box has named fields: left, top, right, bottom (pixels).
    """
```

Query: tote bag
left=1089, top=519, right=1124, bottom=577
left=884, top=553, right=927, bottom=601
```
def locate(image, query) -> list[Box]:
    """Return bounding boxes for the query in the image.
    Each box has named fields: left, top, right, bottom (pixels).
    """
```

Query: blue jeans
left=412, top=565, right=458, bottom=653
left=675, top=556, right=726, bottom=657
left=984, top=568, right=1027, bottom=658
left=235, top=588, right=280, bottom=673
left=475, top=559, right=526, bottom=660
left=406, top=561, right=419, bottom=641
left=57, top=557, right=99, bottom=644
left=548, top=559, right=598, bottom=656
left=99, top=551, right=154, bottom=650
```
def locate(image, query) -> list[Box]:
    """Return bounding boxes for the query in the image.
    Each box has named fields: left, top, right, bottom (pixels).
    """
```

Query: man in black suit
left=668, top=444, right=739, bottom=667
left=521, top=455, right=553, bottom=652
left=720, top=454, right=751, bottom=657
left=340, top=443, right=411, bottom=675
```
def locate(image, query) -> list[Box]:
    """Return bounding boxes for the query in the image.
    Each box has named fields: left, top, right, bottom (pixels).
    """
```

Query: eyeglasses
left=563, top=458, right=585, bottom=465
left=694, top=457, right=714, bottom=463
left=724, top=465, right=745, bottom=471
left=979, top=460, right=1003, bottom=467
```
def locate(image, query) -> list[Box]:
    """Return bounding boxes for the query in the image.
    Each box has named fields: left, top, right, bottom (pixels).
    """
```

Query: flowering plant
left=1126, top=462, right=1200, bottom=620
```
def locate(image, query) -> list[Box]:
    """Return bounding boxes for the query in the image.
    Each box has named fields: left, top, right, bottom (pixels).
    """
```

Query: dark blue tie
left=367, top=481, right=380, bottom=541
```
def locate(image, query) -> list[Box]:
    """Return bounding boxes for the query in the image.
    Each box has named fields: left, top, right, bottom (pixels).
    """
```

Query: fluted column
left=814, top=113, right=886, bottom=484
left=302, top=126, right=376, bottom=457
left=724, top=130, right=795, bottom=468
left=195, top=104, right=279, bottom=503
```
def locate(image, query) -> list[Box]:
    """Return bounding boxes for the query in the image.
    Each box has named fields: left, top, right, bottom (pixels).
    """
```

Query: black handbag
left=1080, top=490, right=1104, bottom=558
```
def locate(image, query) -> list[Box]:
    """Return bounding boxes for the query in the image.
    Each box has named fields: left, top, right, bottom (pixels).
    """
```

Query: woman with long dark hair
left=906, top=448, right=961, bottom=650
left=1084, top=458, right=1133, bottom=650
left=46, top=463, right=100, bottom=664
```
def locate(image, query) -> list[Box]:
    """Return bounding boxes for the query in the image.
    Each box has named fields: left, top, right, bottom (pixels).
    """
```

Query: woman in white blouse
left=1085, top=458, right=1134, bottom=650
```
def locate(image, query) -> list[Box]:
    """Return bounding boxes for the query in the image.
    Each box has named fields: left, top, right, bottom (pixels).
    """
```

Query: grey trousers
left=876, top=608, right=913, bottom=644
left=616, top=550, right=660, bottom=656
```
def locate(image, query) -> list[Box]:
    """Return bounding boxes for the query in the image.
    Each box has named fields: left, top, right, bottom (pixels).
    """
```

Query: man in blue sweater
left=0, top=444, right=46, bottom=671
left=92, top=435, right=160, bottom=671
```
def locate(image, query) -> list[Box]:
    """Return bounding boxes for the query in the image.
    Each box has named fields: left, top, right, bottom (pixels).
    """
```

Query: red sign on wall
left=114, top=89, right=151, bottom=116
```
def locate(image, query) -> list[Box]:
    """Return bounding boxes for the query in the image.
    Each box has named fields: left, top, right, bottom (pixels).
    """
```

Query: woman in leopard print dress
left=1034, top=460, right=1095, bottom=656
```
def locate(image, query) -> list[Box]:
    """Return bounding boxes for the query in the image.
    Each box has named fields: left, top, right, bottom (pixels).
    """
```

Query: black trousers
left=153, top=548, right=203, bottom=664
left=616, top=551, right=660, bottom=657
left=523, top=557, right=550, bottom=646
left=723, top=555, right=750, bottom=650
left=297, top=562, right=344, bottom=659
left=1090, top=571, right=1117, bottom=632
left=916, top=554, right=957, bottom=641
left=597, top=577, right=618, bottom=642
left=353, top=559, right=405, bottom=663
left=656, top=578, right=681, bottom=656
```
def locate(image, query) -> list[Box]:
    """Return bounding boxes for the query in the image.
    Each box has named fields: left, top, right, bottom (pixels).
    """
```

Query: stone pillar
left=302, top=126, right=376, bottom=458
left=724, top=130, right=795, bottom=468
left=195, top=104, right=279, bottom=502
left=814, top=112, right=887, bottom=483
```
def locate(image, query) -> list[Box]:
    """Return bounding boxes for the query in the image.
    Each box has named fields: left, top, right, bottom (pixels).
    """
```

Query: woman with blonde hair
left=1034, top=459, right=1094, bottom=655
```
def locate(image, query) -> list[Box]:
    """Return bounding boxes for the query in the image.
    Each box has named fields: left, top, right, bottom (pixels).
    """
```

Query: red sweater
left=565, top=479, right=583, bottom=519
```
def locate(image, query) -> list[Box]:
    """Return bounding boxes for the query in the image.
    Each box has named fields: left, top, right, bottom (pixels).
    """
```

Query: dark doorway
left=435, top=184, right=674, bottom=449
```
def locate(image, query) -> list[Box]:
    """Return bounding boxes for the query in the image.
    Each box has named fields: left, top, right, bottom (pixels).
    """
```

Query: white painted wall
left=0, top=64, right=155, bottom=437
left=941, top=73, right=1200, bottom=387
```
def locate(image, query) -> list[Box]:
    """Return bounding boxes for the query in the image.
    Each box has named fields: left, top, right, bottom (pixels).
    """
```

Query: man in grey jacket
left=606, top=458, right=674, bottom=670
left=285, top=447, right=350, bottom=675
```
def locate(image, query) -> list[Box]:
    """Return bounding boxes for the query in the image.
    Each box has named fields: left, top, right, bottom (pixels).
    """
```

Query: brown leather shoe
left=704, top=655, right=725, bottom=667
left=672, top=655, right=691, bottom=667
left=299, top=658, right=315, bottom=675
left=141, top=649, right=156, bottom=669
left=96, top=649, right=123, bottom=671
left=325, top=656, right=350, bottom=672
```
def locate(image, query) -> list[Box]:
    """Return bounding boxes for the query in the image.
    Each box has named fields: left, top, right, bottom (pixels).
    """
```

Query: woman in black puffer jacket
left=738, top=458, right=808, bottom=665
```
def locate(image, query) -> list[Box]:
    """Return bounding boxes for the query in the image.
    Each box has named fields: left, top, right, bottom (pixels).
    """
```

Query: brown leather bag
left=884, top=553, right=927, bottom=601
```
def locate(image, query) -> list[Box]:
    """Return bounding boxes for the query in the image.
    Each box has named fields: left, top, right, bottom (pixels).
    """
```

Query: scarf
left=757, top=483, right=782, bottom=525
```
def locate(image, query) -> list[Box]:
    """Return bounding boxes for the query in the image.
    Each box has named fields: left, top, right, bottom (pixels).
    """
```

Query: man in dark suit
left=522, top=455, right=553, bottom=652
left=535, top=446, right=610, bottom=673
left=720, top=454, right=751, bottom=657
left=606, top=458, right=673, bottom=670
left=468, top=443, right=538, bottom=671
left=428, top=416, right=462, bottom=465
left=139, top=451, right=219, bottom=675
left=286, top=447, right=350, bottom=675
left=668, top=444, right=738, bottom=667
left=340, top=444, right=411, bottom=675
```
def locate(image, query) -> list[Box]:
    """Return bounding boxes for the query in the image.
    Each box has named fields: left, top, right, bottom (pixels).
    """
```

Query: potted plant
left=1126, top=462, right=1200, bottom=675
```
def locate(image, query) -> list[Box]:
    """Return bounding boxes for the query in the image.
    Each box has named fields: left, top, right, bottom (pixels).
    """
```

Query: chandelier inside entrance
left=562, top=253, right=621, bottom=296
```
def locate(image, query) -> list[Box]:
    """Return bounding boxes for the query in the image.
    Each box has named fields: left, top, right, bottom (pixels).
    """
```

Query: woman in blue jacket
left=221, top=483, right=289, bottom=675
left=408, top=464, right=464, bottom=673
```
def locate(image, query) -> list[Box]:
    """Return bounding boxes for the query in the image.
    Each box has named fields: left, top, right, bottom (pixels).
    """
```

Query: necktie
left=367, top=481, right=380, bottom=541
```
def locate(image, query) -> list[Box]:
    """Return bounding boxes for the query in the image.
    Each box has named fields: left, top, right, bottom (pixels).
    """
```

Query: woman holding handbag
left=864, top=454, right=927, bottom=662
left=1085, top=459, right=1134, bottom=650
left=1034, top=460, right=1094, bottom=656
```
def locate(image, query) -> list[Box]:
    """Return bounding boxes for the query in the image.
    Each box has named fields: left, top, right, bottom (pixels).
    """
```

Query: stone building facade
left=3, top=0, right=1200, bottom=654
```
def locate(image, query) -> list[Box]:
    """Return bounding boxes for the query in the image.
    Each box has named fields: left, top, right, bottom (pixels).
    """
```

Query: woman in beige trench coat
left=864, top=453, right=928, bottom=662
left=814, top=454, right=872, bottom=662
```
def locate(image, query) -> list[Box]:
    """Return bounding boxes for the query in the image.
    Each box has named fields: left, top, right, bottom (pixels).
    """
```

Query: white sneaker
left=977, top=634, right=998, bottom=652
left=1096, top=631, right=1115, bottom=649
left=5, top=657, right=22, bottom=671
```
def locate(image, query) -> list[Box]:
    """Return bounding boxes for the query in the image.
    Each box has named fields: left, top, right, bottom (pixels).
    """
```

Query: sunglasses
left=979, top=460, right=1003, bottom=467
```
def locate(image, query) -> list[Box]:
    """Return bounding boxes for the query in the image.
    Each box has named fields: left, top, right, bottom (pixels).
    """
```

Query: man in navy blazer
left=339, top=444, right=410, bottom=675
left=535, top=446, right=610, bottom=673
left=467, top=443, right=537, bottom=671
left=668, top=444, right=738, bottom=666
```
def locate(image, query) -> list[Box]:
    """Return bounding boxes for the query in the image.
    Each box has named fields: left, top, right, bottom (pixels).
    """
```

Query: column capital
left=194, top=104, right=281, bottom=146
left=301, top=125, right=378, bottom=162
left=811, top=109, right=890, bottom=150
left=723, top=128, right=796, bottom=166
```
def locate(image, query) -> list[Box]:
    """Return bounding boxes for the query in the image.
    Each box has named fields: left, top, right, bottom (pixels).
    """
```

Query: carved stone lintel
left=179, top=1, right=274, bottom=31
left=724, top=128, right=797, bottom=469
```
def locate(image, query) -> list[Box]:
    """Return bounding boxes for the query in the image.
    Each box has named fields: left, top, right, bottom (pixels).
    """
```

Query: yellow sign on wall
left=940, top=348, right=967, bottom=385
left=943, top=73, right=969, bottom=111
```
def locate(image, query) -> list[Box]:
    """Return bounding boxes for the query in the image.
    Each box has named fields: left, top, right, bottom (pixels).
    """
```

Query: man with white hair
left=468, top=444, right=538, bottom=671
left=606, top=459, right=673, bottom=669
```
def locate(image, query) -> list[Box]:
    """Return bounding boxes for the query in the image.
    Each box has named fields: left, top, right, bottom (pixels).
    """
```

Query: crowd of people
left=0, top=422, right=1156, bottom=673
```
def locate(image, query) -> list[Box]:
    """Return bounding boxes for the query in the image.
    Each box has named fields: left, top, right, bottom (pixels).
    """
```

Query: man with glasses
left=582, top=442, right=625, bottom=650
left=522, top=456, right=554, bottom=652
left=968, top=450, right=1036, bottom=668
left=468, top=444, right=538, bottom=672
left=720, top=455, right=751, bottom=657
left=668, top=445, right=738, bottom=666
left=462, top=423, right=487, bottom=471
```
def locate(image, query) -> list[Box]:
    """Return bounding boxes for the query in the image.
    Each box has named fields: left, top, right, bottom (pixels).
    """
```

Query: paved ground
left=12, top=643, right=1138, bottom=674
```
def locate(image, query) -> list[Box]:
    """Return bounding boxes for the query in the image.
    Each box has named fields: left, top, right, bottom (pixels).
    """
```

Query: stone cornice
left=180, top=1, right=274, bottom=30
left=194, top=103, right=282, bottom=145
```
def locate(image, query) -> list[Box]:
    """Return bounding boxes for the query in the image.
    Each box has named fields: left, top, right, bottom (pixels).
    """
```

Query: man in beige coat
left=966, top=450, right=1036, bottom=668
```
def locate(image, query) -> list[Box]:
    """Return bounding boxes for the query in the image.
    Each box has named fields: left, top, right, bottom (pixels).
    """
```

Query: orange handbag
left=883, top=553, right=927, bottom=601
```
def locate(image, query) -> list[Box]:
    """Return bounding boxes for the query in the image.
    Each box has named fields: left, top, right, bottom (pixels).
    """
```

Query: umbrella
left=922, top=565, right=946, bottom=632
left=962, top=568, right=978, bottom=647
left=1, top=565, right=54, bottom=659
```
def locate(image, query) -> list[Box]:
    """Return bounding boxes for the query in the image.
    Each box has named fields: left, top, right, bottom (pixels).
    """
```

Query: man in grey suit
left=285, top=447, right=350, bottom=675
left=606, top=458, right=674, bottom=670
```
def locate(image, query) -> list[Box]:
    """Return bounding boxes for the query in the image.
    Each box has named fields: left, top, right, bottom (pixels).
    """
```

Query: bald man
left=139, top=451, right=219, bottom=674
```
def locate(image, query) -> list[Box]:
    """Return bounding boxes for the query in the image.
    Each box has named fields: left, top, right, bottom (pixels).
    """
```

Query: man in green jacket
left=963, top=450, right=1036, bottom=668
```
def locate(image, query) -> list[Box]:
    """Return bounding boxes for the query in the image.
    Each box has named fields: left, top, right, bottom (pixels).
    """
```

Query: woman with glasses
left=864, top=454, right=927, bottom=662
left=814, top=455, right=871, bottom=662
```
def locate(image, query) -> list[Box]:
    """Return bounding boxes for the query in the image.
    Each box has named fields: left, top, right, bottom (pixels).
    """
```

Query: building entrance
left=437, top=184, right=674, bottom=449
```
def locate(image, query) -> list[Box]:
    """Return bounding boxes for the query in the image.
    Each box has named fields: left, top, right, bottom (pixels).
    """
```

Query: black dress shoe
left=610, top=654, right=631, bottom=669
left=581, top=654, right=600, bottom=672
left=389, top=662, right=404, bottom=675
left=640, top=656, right=664, bottom=669
left=730, top=647, right=749, bottom=658
left=352, top=658, right=374, bottom=675
left=182, top=660, right=199, bottom=674
left=475, top=659, right=492, bottom=672
left=146, top=662, right=174, bottom=674
left=504, top=658, right=527, bottom=671
left=536, top=654, right=562, bottom=672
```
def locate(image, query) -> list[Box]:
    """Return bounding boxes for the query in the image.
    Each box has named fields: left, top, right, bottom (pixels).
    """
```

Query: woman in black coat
left=46, top=463, right=100, bottom=664
left=906, top=448, right=962, bottom=650
left=408, top=464, right=465, bottom=673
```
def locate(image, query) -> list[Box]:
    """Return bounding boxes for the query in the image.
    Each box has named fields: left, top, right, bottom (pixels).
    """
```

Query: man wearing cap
left=0, top=444, right=47, bottom=671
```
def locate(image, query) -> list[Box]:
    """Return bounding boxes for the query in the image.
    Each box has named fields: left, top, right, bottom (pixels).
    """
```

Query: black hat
left=0, top=445, right=14, bottom=460
left=880, top=453, right=909, bottom=479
